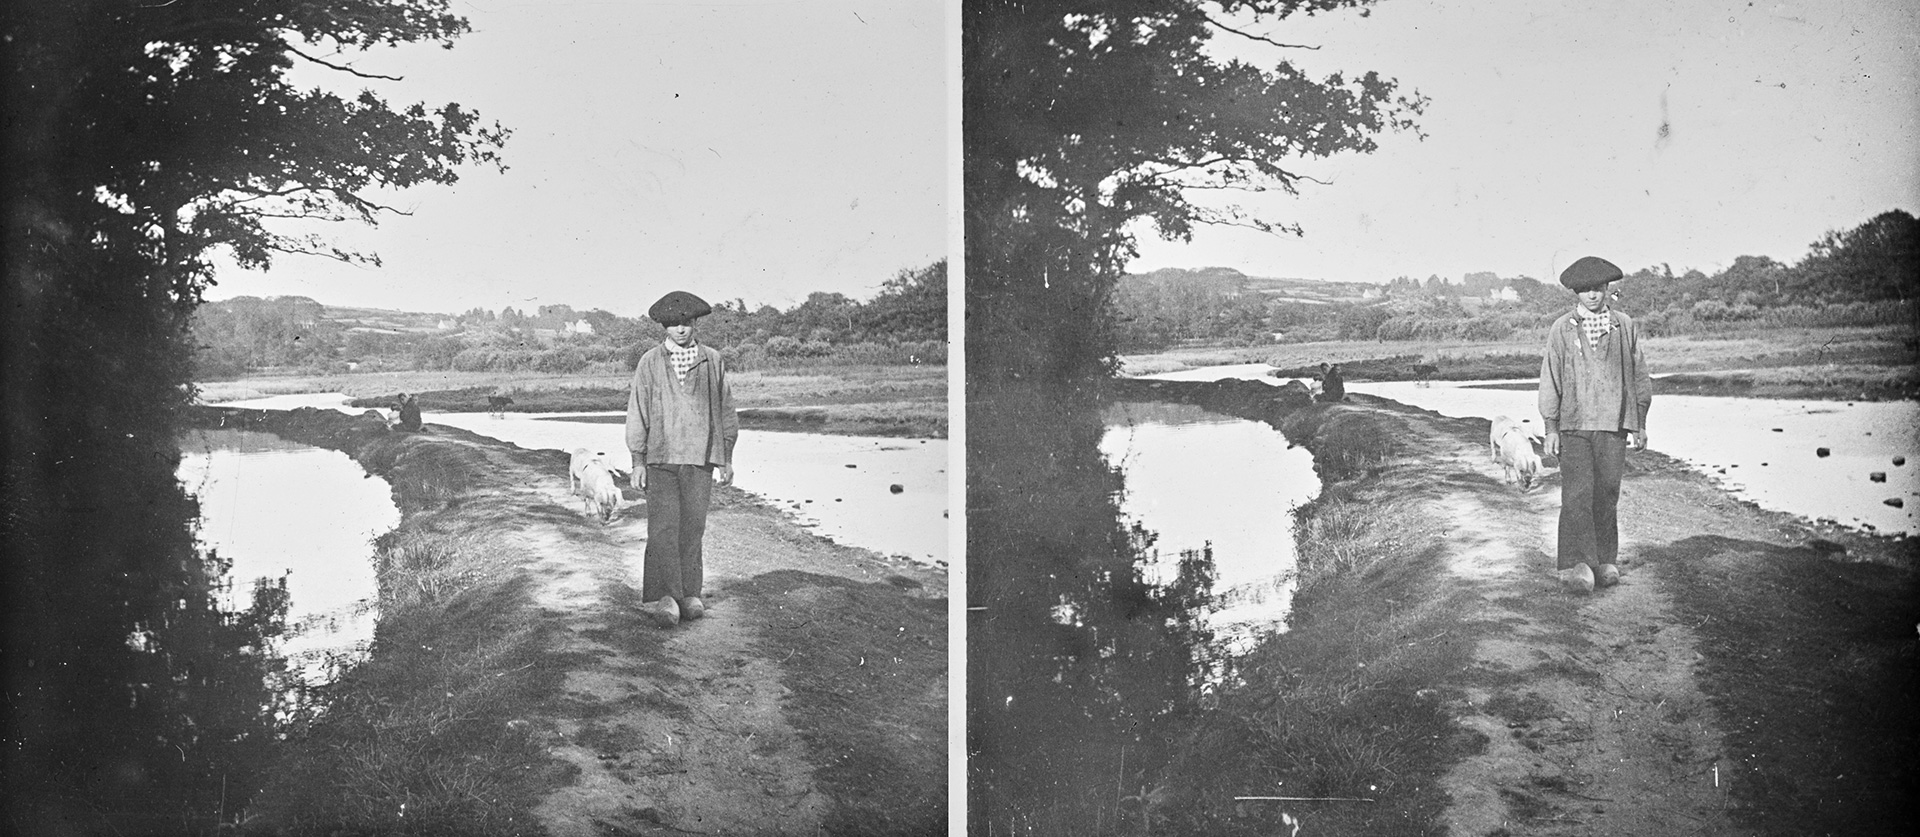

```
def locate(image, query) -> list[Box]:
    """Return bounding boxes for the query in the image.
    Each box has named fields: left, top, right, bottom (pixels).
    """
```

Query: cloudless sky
left=207, top=1, right=946, bottom=318
left=1128, top=0, right=1920, bottom=284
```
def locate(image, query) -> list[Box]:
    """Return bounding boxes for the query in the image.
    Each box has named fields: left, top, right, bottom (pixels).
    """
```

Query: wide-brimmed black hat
left=648, top=291, right=712, bottom=325
left=1559, top=256, right=1622, bottom=291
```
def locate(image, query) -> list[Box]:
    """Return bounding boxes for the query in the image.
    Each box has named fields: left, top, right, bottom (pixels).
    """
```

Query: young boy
left=627, top=291, right=738, bottom=627
left=1538, top=256, right=1652, bottom=593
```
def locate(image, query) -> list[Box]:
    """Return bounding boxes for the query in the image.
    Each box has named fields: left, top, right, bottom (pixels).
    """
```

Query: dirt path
left=193, top=406, right=947, bottom=836
left=1324, top=396, right=1913, bottom=837
left=1385, top=409, right=1743, bottom=835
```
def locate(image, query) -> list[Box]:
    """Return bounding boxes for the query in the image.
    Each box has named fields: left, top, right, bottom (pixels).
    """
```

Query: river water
left=211, top=393, right=949, bottom=565
left=1137, top=366, right=1919, bottom=536
left=1100, top=401, right=1318, bottom=649
left=176, top=427, right=399, bottom=681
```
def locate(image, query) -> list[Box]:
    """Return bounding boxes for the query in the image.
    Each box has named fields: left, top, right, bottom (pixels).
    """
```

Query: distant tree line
left=1113, top=209, right=1919, bottom=350
left=192, top=259, right=946, bottom=378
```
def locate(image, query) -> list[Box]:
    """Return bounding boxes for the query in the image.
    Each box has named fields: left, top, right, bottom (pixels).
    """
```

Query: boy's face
left=665, top=321, right=696, bottom=347
left=1577, top=283, right=1612, bottom=313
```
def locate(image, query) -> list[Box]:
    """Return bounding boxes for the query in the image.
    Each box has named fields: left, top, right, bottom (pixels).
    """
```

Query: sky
left=1127, top=0, right=1920, bottom=285
left=206, top=1, right=947, bottom=318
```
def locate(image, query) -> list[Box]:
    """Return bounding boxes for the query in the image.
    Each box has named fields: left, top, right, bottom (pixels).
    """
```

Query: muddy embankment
left=1109, top=378, right=1917, bottom=837
left=1212, top=350, right=1917, bottom=402
left=188, top=405, right=947, bottom=837
left=352, top=386, right=948, bottom=438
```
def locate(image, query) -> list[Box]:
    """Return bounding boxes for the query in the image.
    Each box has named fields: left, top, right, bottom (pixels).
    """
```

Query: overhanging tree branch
left=1203, top=15, right=1320, bottom=50
left=285, top=43, right=404, bottom=80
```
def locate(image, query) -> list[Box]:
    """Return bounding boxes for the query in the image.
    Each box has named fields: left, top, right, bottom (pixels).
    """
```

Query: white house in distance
left=564, top=319, right=595, bottom=335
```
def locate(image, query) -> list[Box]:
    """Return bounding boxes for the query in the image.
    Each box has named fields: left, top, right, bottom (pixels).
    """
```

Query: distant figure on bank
left=1318, top=363, right=1346, bottom=403
left=395, top=392, right=422, bottom=432
left=486, top=394, right=514, bottom=418
left=627, top=290, right=738, bottom=628
left=1539, top=256, right=1652, bottom=594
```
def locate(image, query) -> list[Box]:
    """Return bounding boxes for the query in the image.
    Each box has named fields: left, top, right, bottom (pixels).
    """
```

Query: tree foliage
left=1794, top=209, right=1920, bottom=304
left=964, top=1, right=1422, bottom=832
left=965, top=0, right=1424, bottom=386
left=859, top=259, right=949, bottom=343
left=4, top=2, right=506, bottom=829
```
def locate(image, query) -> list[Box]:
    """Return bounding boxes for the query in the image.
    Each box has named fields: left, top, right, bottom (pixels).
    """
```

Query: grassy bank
left=1174, top=412, right=1483, bottom=835
left=1119, top=324, right=1920, bottom=400
left=1091, top=383, right=1479, bottom=834
left=197, top=408, right=568, bottom=835
left=197, top=364, right=949, bottom=438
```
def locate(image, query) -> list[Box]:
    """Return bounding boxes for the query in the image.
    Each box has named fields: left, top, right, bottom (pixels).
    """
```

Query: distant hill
left=321, top=304, right=457, bottom=334
left=199, top=296, right=456, bottom=332
left=1124, top=266, right=1383, bottom=305
left=1241, top=274, right=1384, bottom=306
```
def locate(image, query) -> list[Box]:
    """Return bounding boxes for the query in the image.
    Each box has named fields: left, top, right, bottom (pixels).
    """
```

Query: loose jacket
left=626, top=342, right=738, bottom=467
left=1538, top=309, right=1652, bottom=435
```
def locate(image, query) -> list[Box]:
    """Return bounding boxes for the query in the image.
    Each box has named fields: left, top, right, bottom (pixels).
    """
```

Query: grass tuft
left=1282, top=407, right=1404, bottom=485
left=374, top=530, right=507, bottom=611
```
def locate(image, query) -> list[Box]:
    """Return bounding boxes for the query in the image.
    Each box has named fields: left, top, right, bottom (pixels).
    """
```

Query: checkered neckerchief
left=1574, top=305, right=1614, bottom=348
left=667, top=341, right=700, bottom=382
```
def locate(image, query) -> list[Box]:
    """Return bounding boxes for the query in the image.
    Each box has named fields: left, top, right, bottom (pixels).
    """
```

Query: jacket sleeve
left=626, top=353, right=650, bottom=462
left=1538, top=324, right=1563, bottom=436
left=1630, top=321, right=1653, bottom=429
left=718, top=353, right=739, bottom=465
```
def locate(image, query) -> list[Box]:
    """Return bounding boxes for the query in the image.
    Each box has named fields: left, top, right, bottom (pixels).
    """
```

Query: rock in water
left=1885, top=498, right=1905, bottom=509
left=1870, top=472, right=1887, bottom=483
left=1816, top=447, right=1831, bottom=457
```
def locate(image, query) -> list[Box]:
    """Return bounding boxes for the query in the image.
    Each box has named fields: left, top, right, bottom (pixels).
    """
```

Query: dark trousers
left=643, top=464, right=713, bottom=603
left=1557, top=430, right=1626, bottom=570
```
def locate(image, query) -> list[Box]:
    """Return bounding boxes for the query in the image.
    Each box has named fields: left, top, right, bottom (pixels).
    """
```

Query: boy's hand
left=631, top=466, right=646, bottom=490
left=1628, top=430, right=1647, bottom=451
left=1543, top=432, right=1560, bottom=457
left=716, top=464, right=734, bottom=486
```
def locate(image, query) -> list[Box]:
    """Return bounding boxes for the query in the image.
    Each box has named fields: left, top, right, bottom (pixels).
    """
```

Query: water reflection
left=1102, top=401, right=1319, bottom=651
left=969, top=382, right=1214, bottom=834
left=176, top=428, right=398, bottom=681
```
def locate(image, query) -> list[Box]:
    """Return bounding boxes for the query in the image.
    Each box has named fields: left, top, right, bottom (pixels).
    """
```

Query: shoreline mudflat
left=186, top=405, right=947, bottom=835
left=1108, top=378, right=1916, bottom=835
left=1120, top=324, right=1920, bottom=403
